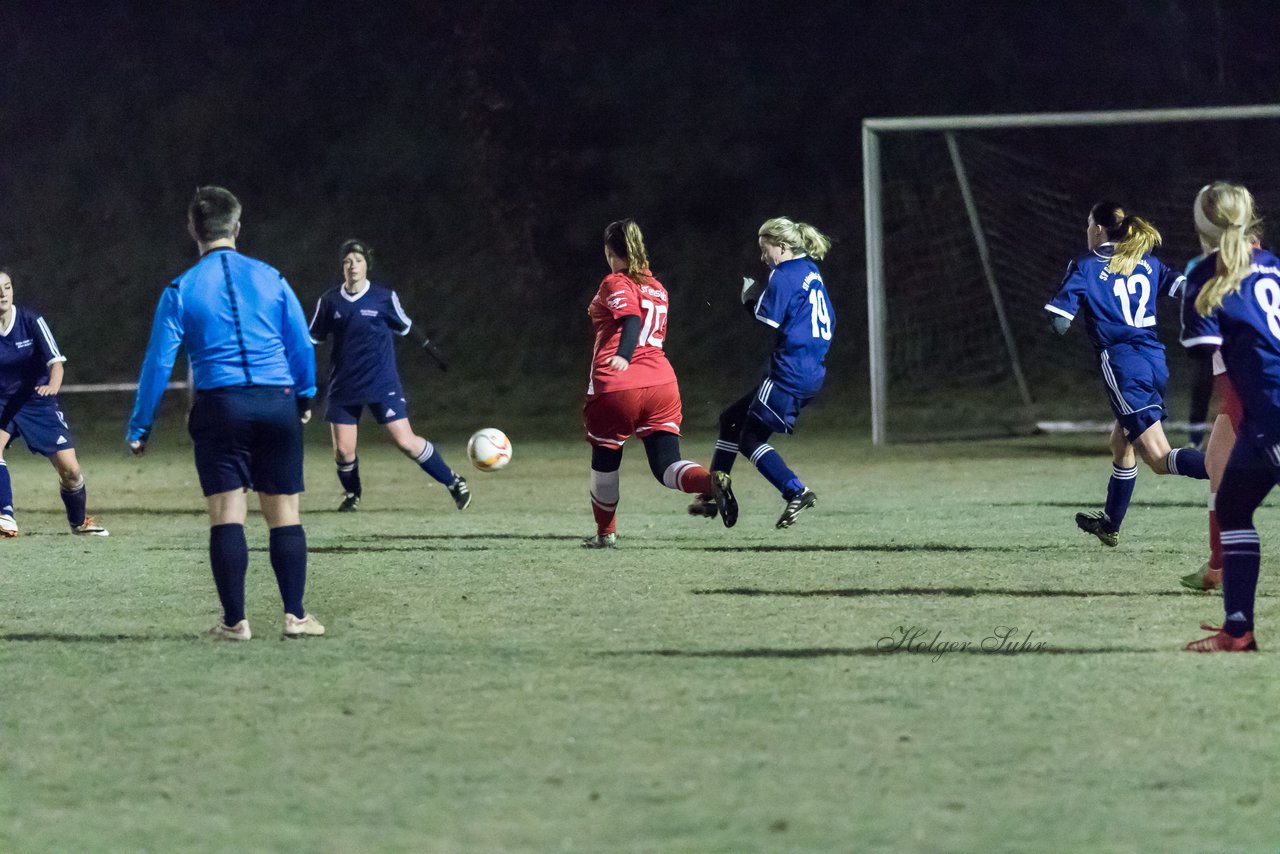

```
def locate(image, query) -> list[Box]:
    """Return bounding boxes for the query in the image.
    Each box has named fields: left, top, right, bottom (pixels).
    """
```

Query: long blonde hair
left=758, top=217, right=831, bottom=261
left=1194, top=182, right=1259, bottom=317
left=604, top=219, right=651, bottom=280
left=1090, top=201, right=1161, bottom=276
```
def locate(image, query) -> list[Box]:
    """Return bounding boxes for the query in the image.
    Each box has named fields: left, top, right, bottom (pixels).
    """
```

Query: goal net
left=864, top=105, right=1280, bottom=443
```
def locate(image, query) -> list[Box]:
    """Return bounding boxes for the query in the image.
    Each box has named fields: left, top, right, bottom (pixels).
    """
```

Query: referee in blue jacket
left=128, top=186, right=324, bottom=641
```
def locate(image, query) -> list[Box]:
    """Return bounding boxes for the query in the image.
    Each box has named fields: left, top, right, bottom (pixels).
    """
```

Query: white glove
left=740, top=276, right=765, bottom=305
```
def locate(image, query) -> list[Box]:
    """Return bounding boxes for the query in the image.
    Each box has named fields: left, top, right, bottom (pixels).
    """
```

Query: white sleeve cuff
left=1180, top=335, right=1223, bottom=348
left=1044, top=304, right=1075, bottom=321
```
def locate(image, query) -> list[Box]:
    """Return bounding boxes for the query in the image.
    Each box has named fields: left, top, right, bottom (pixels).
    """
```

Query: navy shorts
left=1099, top=344, right=1168, bottom=440
left=747, top=378, right=813, bottom=435
left=326, top=389, right=409, bottom=425
left=188, top=387, right=305, bottom=497
left=0, top=392, right=76, bottom=456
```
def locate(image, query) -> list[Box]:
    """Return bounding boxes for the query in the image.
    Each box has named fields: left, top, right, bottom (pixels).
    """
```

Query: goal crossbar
left=863, top=103, right=1280, bottom=444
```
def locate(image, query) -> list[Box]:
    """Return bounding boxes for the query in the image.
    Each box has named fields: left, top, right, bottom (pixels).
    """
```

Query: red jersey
left=587, top=270, right=677, bottom=395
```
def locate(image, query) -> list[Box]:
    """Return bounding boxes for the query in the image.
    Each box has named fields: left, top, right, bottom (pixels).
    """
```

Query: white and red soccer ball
left=467, top=428, right=512, bottom=472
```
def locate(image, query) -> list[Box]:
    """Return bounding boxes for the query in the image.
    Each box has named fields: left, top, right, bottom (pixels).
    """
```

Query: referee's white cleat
left=71, top=516, right=109, bottom=536
left=0, top=514, right=17, bottom=538
left=207, top=620, right=251, bottom=641
left=284, top=613, right=326, bottom=637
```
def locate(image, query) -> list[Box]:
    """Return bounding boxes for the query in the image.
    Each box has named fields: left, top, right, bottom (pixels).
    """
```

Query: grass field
left=2, top=420, right=1278, bottom=852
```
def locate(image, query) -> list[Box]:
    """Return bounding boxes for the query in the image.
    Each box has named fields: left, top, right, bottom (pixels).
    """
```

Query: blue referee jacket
left=127, top=247, right=316, bottom=442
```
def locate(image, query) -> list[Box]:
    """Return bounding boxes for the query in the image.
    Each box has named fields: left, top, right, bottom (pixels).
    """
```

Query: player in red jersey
left=581, top=219, right=735, bottom=547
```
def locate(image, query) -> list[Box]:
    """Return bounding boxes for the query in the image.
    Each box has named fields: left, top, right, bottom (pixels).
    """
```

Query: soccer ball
left=467, top=428, right=512, bottom=472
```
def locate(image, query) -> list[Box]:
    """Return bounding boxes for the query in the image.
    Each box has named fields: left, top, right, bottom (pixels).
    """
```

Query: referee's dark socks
left=269, top=525, right=308, bottom=618
left=337, top=456, right=361, bottom=497
left=415, top=440, right=455, bottom=486
left=1221, top=528, right=1262, bottom=637
left=210, top=524, right=249, bottom=626
left=1164, top=448, right=1208, bottom=480
left=0, top=460, right=13, bottom=516
left=60, top=483, right=87, bottom=527
left=1103, top=464, right=1137, bottom=531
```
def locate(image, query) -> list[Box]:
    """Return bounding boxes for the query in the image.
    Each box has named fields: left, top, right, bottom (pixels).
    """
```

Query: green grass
left=1, top=423, right=1278, bottom=852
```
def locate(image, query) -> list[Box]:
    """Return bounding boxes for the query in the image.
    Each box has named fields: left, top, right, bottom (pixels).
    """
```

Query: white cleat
left=207, top=620, right=251, bottom=641
left=284, top=613, right=326, bottom=637
left=71, top=516, right=109, bottom=536
left=0, top=514, right=17, bottom=539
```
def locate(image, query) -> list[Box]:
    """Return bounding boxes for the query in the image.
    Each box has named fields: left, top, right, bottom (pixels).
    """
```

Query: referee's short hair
left=188, top=186, right=242, bottom=242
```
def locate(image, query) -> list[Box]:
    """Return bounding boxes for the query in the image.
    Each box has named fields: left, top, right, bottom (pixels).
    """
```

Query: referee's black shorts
left=188, top=386, right=305, bottom=497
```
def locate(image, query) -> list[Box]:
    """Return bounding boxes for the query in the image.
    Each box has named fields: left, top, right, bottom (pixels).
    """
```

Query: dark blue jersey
left=1045, top=243, right=1184, bottom=353
left=1189, top=247, right=1280, bottom=443
left=308, top=281, right=412, bottom=406
left=0, top=306, right=65, bottom=399
left=753, top=256, right=834, bottom=397
left=1179, top=253, right=1220, bottom=349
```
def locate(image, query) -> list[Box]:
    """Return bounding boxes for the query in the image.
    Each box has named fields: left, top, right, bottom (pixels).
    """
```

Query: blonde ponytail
left=1194, top=182, right=1258, bottom=317
left=759, top=217, right=832, bottom=261
left=1106, top=216, right=1161, bottom=276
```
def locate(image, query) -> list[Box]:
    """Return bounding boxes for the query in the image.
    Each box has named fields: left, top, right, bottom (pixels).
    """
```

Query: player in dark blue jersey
left=691, top=217, right=834, bottom=529
left=1045, top=202, right=1207, bottom=547
left=128, top=187, right=323, bottom=640
left=1181, top=182, right=1276, bottom=651
left=0, top=270, right=108, bottom=538
left=308, top=240, right=469, bottom=514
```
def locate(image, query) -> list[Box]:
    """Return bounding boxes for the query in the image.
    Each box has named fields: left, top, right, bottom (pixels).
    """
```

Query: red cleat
left=1184, top=622, right=1258, bottom=652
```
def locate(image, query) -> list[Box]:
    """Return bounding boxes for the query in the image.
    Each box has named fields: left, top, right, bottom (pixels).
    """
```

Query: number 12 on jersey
left=1112, top=274, right=1154, bottom=328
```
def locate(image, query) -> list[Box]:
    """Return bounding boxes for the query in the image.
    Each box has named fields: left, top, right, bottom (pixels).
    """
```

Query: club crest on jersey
left=15, top=339, right=32, bottom=349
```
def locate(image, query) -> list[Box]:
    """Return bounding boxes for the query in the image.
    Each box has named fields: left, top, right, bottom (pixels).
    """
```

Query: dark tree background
left=2, top=0, right=1278, bottom=429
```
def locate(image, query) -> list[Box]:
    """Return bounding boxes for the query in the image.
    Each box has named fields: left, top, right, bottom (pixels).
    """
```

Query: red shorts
left=1216, top=371, right=1243, bottom=429
left=583, top=382, right=683, bottom=448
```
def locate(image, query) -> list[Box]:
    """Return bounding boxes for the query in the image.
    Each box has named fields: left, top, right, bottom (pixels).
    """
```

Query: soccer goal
left=863, top=104, right=1280, bottom=444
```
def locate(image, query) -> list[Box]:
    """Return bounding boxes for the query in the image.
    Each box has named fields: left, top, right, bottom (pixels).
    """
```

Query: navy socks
left=415, top=440, right=455, bottom=486
left=1103, top=464, right=1137, bottom=531
left=1166, top=448, right=1208, bottom=480
left=337, top=457, right=361, bottom=496
left=0, top=461, right=12, bottom=517
left=60, top=484, right=87, bottom=528
left=269, top=525, right=308, bottom=618
left=1221, top=528, right=1261, bottom=637
left=210, top=523, right=249, bottom=625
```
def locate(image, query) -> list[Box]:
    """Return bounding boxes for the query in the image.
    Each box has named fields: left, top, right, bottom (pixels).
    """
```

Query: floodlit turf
left=2, top=423, right=1278, bottom=852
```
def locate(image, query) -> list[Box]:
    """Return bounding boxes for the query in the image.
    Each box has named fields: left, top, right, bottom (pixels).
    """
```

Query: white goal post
left=863, top=103, right=1280, bottom=445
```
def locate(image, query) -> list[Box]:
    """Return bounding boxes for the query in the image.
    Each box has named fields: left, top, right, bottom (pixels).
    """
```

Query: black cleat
left=448, top=476, right=472, bottom=511
left=1075, top=510, right=1118, bottom=547
left=338, top=493, right=361, bottom=513
left=776, top=489, right=816, bottom=529
left=711, top=471, right=738, bottom=528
